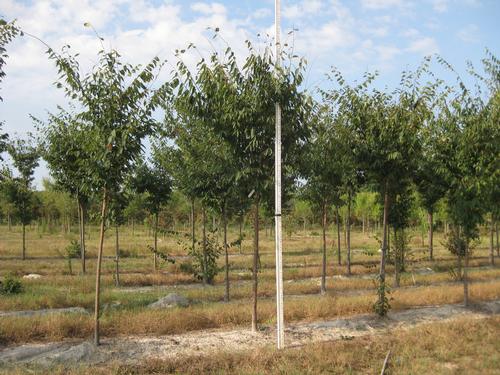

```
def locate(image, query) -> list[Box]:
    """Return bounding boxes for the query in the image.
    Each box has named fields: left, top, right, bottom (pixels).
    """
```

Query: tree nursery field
left=1, top=2, right=499, bottom=374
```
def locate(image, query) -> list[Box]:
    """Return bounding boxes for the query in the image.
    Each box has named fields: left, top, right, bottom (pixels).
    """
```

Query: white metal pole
left=274, top=0, right=285, bottom=349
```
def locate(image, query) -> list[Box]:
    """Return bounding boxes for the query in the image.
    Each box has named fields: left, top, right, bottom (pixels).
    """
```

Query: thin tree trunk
left=336, top=206, right=341, bottom=265
left=22, top=223, right=26, bottom=260
left=387, top=222, right=391, bottom=262
left=347, top=192, right=351, bottom=275
left=463, top=243, right=469, bottom=307
left=496, top=221, right=499, bottom=256
left=8, top=213, right=11, bottom=231
left=202, top=206, right=208, bottom=285
left=252, top=195, right=260, bottom=332
left=115, top=224, right=120, bottom=287
left=428, top=210, right=434, bottom=261
left=191, top=199, right=195, bottom=253
left=94, top=189, right=108, bottom=346
left=490, top=217, right=495, bottom=265
left=79, top=200, right=86, bottom=274
left=223, top=204, right=229, bottom=302
left=321, top=202, right=327, bottom=294
left=239, top=214, right=243, bottom=254
left=153, top=212, right=158, bottom=272
left=362, top=215, right=365, bottom=235
left=393, top=227, right=400, bottom=288
left=378, top=186, right=389, bottom=310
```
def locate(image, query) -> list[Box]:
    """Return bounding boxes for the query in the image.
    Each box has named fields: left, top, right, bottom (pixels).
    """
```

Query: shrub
left=1, top=274, right=23, bottom=295
left=119, top=248, right=138, bottom=258
left=188, top=230, right=222, bottom=284
left=65, top=240, right=81, bottom=258
left=179, top=261, right=195, bottom=275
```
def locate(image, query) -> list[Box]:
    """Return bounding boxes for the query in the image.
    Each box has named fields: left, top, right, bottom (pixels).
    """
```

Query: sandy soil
left=1, top=300, right=498, bottom=370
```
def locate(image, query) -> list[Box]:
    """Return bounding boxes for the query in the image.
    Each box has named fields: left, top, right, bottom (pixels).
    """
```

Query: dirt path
left=1, top=300, right=498, bottom=370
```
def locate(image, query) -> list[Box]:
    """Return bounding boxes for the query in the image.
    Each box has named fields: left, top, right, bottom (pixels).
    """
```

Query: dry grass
left=108, top=316, right=500, bottom=375
left=1, top=265, right=498, bottom=312
left=5, top=316, right=499, bottom=374
left=1, top=279, right=499, bottom=346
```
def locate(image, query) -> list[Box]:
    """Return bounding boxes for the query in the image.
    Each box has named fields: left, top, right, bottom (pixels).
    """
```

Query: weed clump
left=1, top=273, right=23, bottom=294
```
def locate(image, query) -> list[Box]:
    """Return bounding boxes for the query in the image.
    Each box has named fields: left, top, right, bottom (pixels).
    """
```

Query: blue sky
left=1, top=0, right=499, bottom=188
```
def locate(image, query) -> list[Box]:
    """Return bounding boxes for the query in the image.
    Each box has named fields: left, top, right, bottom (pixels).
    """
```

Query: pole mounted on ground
left=274, top=0, right=285, bottom=350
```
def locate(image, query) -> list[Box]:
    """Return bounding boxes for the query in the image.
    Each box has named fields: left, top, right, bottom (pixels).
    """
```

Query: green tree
left=40, top=112, right=91, bottom=272
left=293, top=199, right=313, bottom=235
left=172, top=36, right=309, bottom=330
left=302, top=105, right=342, bottom=293
left=108, top=189, right=128, bottom=286
left=0, top=19, right=21, bottom=101
left=129, top=156, right=173, bottom=272
left=48, top=39, right=169, bottom=345
left=6, top=137, right=40, bottom=259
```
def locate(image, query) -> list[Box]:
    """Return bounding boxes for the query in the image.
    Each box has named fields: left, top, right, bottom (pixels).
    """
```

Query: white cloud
left=362, top=26, right=389, bottom=38
left=376, top=45, right=401, bottom=61
left=283, top=0, right=323, bottom=20
left=190, top=2, right=226, bottom=15
left=407, top=36, right=439, bottom=55
left=360, top=0, right=405, bottom=9
left=457, top=24, right=480, bottom=43
left=402, top=28, right=420, bottom=38
left=252, top=8, right=271, bottom=19
left=430, top=0, right=449, bottom=12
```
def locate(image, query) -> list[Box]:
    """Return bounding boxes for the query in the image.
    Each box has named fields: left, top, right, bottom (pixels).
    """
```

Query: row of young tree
left=1, top=19, right=498, bottom=344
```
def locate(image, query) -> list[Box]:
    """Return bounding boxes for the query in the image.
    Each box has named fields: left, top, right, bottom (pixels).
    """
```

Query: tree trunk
left=115, top=225, right=120, bottom=287
left=153, top=212, right=158, bottom=272
left=79, top=200, right=86, bottom=274
left=496, top=221, right=499, bottom=256
left=223, top=204, right=229, bottom=302
left=191, top=199, right=196, bottom=253
left=362, top=215, right=365, bottom=235
left=387, top=222, right=391, bottom=263
left=22, top=223, right=26, bottom=260
left=239, top=214, right=243, bottom=254
left=94, top=189, right=108, bottom=346
left=428, top=210, right=434, bottom=261
left=336, top=206, right=341, bottom=265
left=346, top=192, right=351, bottom=275
left=463, top=243, right=469, bottom=307
left=394, top=227, right=401, bottom=288
left=321, top=202, right=327, bottom=294
left=202, top=206, right=208, bottom=285
left=490, top=217, right=495, bottom=265
left=252, top=195, right=260, bottom=332
left=377, top=187, right=389, bottom=310
left=8, top=213, right=11, bottom=231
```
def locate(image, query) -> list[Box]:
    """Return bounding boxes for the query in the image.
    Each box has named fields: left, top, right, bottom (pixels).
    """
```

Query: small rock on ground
left=22, top=274, right=42, bottom=279
left=148, top=293, right=189, bottom=309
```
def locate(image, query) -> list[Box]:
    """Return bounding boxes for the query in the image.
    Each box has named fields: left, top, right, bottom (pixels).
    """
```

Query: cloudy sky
left=1, top=0, right=499, bottom=187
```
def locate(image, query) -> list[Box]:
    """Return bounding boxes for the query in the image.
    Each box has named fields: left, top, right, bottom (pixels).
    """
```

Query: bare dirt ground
left=1, top=300, right=498, bottom=370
